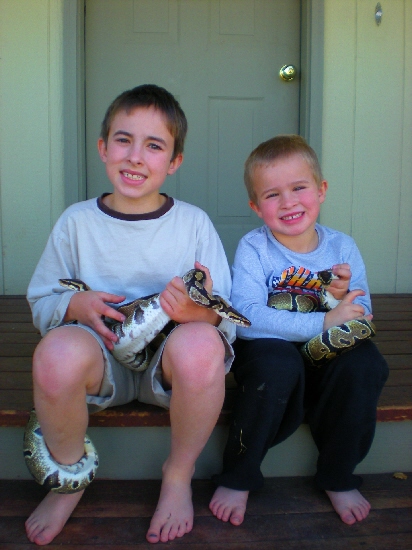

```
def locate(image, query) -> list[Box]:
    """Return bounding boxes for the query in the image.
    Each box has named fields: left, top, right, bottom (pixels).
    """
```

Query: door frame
left=63, top=0, right=325, bottom=206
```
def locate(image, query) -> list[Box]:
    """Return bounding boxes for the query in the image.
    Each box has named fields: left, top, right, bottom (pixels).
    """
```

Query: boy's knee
left=168, top=322, right=224, bottom=357
left=33, top=327, right=102, bottom=395
left=234, top=338, right=304, bottom=384
left=163, top=322, right=226, bottom=386
left=365, top=346, right=389, bottom=388
left=32, top=347, right=67, bottom=399
left=333, top=341, right=389, bottom=388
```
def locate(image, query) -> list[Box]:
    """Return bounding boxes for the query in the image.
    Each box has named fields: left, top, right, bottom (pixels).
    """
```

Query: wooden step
left=0, top=474, right=411, bottom=548
left=1, top=294, right=411, bottom=427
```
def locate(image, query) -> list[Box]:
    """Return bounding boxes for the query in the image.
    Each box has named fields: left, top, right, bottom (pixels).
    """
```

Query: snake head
left=318, top=270, right=340, bottom=311
left=58, top=278, right=91, bottom=292
left=317, top=269, right=337, bottom=287
left=182, top=269, right=251, bottom=327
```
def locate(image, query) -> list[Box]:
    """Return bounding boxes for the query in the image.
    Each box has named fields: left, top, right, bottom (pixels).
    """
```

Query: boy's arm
left=26, top=217, right=126, bottom=345
left=28, top=237, right=126, bottom=347
left=231, top=239, right=325, bottom=342
left=159, top=262, right=221, bottom=326
left=328, top=263, right=351, bottom=299
left=323, top=289, right=372, bottom=330
left=327, top=239, right=372, bottom=315
left=63, top=288, right=126, bottom=349
left=180, top=212, right=236, bottom=343
left=323, top=241, right=373, bottom=329
left=27, top=232, right=77, bottom=335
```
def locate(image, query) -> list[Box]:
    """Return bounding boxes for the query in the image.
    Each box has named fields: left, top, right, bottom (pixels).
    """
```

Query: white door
left=85, top=0, right=301, bottom=263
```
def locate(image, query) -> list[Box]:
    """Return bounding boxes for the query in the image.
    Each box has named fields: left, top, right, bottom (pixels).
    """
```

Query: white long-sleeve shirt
left=27, top=195, right=235, bottom=344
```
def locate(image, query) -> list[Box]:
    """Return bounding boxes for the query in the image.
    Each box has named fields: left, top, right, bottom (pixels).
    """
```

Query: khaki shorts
left=74, top=323, right=234, bottom=412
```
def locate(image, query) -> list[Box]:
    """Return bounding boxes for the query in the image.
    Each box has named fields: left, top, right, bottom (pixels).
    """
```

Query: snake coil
left=24, top=409, right=99, bottom=493
left=24, top=270, right=250, bottom=492
left=269, top=269, right=376, bottom=368
left=59, top=268, right=251, bottom=371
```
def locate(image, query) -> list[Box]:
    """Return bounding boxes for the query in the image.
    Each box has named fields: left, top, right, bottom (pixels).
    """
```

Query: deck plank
left=0, top=474, right=410, bottom=549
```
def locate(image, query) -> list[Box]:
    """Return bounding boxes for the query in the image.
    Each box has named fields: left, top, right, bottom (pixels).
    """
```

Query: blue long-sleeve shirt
left=231, top=224, right=371, bottom=342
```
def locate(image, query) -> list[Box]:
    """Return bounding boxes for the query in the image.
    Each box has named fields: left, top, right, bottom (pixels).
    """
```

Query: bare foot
left=25, top=490, right=84, bottom=545
left=209, top=486, right=249, bottom=526
left=326, top=489, right=371, bottom=525
left=146, top=477, right=193, bottom=543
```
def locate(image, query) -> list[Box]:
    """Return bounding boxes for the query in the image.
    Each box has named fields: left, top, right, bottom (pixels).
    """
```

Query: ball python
left=59, top=268, right=251, bottom=371
left=268, top=269, right=376, bottom=368
left=23, top=408, right=98, bottom=493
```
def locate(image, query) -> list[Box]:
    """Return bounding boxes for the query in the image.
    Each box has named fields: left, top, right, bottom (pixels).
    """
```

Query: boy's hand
left=323, top=289, right=373, bottom=331
left=64, top=290, right=126, bottom=350
left=327, top=263, right=351, bottom=300
left=159, top=261, right=221, bottom=326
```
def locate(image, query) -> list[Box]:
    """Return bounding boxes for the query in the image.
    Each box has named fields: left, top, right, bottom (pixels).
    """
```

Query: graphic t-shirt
left=231, top=224, right=371, bottom=342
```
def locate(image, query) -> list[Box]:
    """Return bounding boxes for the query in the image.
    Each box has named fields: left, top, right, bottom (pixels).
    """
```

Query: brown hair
left=244, top=135, right=323, bottom=202
left=100, top=84, right=188, bottom=161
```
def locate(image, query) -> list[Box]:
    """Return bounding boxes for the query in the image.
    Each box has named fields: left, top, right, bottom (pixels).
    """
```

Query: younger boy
left=25, top=84, right=235, bottom=545
left=210, top=135, right=388, bottom=527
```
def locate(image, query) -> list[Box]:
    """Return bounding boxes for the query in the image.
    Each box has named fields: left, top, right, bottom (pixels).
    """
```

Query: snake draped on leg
left=24, top=269, right=251, bottom=492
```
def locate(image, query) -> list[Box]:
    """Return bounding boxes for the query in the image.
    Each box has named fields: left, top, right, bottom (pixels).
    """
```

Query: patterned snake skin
left=268, top=269, right=376, bottom=368
left=24, top=409, right=98, bottom=493
left=59, top=268, right=251, bottom=371
left=23, top=270, right=251, bottom=493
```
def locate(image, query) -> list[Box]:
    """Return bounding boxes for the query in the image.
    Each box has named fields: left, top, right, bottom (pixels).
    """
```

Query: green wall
left=320, top=0, right=412, bottom=293
left=0, top=0, right=411, bottom=294
left=0, top=1, right=64, bottom=294
left=0, top=0, right=83, bottom=295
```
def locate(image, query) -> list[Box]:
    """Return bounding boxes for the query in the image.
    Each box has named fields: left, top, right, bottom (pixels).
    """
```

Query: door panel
left=85, top=0, right=301, bottom=263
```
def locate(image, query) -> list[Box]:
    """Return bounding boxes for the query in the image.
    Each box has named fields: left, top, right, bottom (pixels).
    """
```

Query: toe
left=160, top=521, right=175, bottom=543
left=341, top=510, right=357, bottom=525
left=176, top=520, right=191, bottom=538
left=230, top=511, right=244, bottom=526
left=146, top=531, right=160, bottom=544
left=221, top=507, right=232, bottom=522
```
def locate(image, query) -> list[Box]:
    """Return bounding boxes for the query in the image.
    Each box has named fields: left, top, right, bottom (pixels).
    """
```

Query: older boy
left=210, top=135, right=388, bottom=527
left=26, top=84, right=235, bottom=545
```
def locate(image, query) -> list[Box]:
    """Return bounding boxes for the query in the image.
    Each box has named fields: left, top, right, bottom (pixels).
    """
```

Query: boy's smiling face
left=98, top=106, right=182, bottom=214
left=249, top=153, right=328, bottom=253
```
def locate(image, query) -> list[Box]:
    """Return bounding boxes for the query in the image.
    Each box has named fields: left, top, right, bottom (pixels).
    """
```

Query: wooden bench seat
left=1, top=294, right=411, bottom=428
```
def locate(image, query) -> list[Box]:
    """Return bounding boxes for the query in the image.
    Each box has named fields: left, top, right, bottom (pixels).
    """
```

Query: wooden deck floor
left=0, top=474, right=411, bottom=549
left=0, top=293, right=411, bottom=426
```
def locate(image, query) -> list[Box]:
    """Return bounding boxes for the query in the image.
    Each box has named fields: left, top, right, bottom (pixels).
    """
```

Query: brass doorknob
left=279, top=64, right=297, bottom=82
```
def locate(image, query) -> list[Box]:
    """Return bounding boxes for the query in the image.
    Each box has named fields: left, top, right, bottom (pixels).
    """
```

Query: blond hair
left=244, top=135, right=323, bottom=203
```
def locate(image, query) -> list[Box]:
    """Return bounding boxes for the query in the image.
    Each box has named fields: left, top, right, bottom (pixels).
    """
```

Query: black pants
left=213, top=338, right=389, bottom=492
